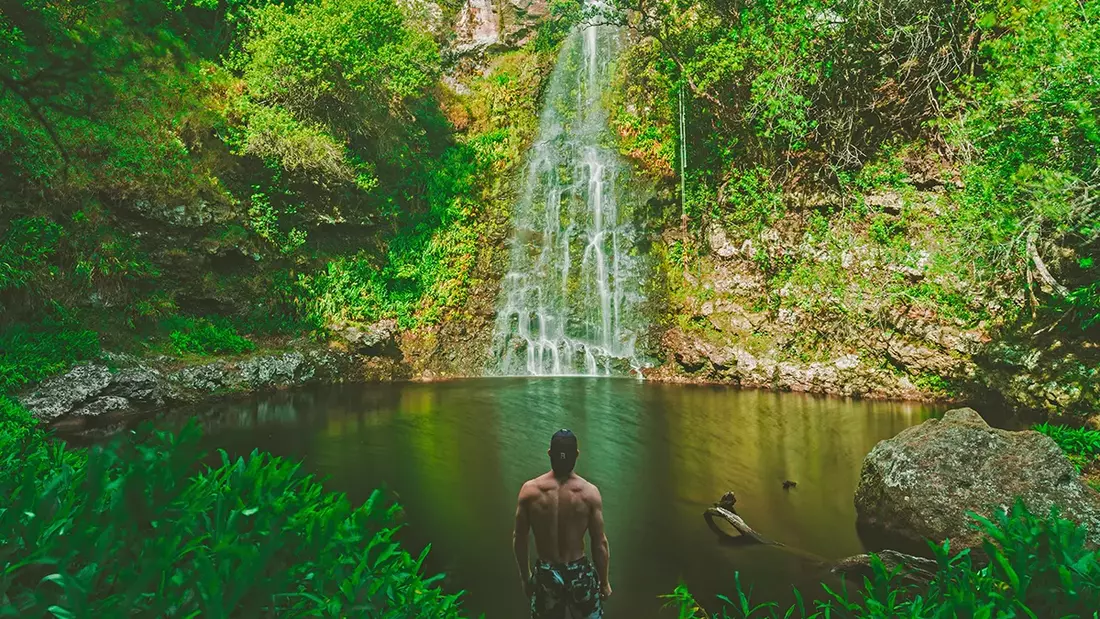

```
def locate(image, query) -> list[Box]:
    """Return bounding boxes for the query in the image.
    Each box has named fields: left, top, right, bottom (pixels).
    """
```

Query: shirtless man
left=513, top=429, right=611, bottom=619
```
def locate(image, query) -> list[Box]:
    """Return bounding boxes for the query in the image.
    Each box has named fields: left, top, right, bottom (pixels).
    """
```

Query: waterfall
left=489, top=22, right=649, bottom=377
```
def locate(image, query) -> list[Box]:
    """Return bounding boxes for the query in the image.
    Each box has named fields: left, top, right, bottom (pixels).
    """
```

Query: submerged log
left=703, top=492, right=774, bottom=545
left=832, top=550, right=939, bottom=585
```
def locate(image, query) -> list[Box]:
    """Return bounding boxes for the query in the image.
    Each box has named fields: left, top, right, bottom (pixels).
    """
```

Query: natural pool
left=183, top=378, right=942, bottom=617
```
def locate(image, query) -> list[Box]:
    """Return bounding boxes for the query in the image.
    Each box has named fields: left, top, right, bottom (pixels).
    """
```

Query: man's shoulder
left=518, top=476, right=547, bottom=500
left=571, top=475, right=601, bottom=500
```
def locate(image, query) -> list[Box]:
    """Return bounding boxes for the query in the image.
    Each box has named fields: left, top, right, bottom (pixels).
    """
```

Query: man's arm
left=588, top=486, right=611, bottom=598
left=513, top=484, right=532, bottom=596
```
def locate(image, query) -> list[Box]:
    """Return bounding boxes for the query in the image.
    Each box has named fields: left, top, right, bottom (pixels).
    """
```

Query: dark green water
left=190, top=378, right=939, bottom=617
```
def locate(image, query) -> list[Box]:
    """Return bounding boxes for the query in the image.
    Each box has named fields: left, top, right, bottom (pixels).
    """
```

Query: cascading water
left=489, top=21, right=649, bottom=377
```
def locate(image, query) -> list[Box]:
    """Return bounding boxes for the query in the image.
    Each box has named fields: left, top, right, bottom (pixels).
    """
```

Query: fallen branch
left=703, top=492, right=775, bottom=545
left=832, top=549, right=939, bottom=585
left=1027, top=232, right=1070, bottom=298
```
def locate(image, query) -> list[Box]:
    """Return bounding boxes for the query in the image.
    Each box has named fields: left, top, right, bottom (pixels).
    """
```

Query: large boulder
left=855, top=407, right=1100, bottom=549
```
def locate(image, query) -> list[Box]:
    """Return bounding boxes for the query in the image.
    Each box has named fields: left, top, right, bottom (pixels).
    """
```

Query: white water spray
left=489, top=22, right=649, bottom=377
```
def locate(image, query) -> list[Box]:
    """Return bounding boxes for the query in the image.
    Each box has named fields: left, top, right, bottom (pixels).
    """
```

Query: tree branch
left=1026, top=232, right=1070, bottom=298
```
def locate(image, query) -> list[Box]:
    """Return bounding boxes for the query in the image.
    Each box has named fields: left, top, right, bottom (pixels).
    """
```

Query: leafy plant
left=165, top=315, right=256, bottom=356
left=668, top=500, right=1100, bottom=618
left=0, top=321, right=100, bottom=394
left=1034, top=422, right=1100, bottom=471
left=0, top=395, right=37, bottom=447
left=0, top=412, right=468, bottom=617
left=0, top=217, right=62, bottom=294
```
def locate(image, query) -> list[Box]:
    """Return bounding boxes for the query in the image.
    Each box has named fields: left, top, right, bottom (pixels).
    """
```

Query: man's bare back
left=514, top=430, right=611, bottom=619
left=519, top=471, right=601, bottom=563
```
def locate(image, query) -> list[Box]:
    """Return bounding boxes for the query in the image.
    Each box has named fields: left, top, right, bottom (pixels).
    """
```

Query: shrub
left=0, top=395, right=37, bottom=447
left=0, top=322, right=100, bottom=394
left=668, top=500, right=1100, bottom=618
left=0, top=416, right=466, bottom=617
left=1034, top=422, right=1100, bottom=472
left=0, top=217, right=63, bottom=294
left=165, top=316, right=256, bottom=356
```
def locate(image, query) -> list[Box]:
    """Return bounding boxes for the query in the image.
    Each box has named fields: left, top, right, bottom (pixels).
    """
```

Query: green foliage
left=297, top=87, right=525, bottom=329
left=165, top=316, right=256, bottom=356
left=534, top=0, right=584, bottom=53
left=248, top=189, right=307, bottom=255
left=608, top=0, right=1097, bottom=396
left=0, top=211, right=162, bottom=328
left=0, top=0, right=215, bottom=194
left=607, top=0, right=981, bottom=178
left=66, top=208, right=162, bottom=298
left=716, top=166, right=784, bottom=233
left=1034, top=422, right=1100, bottom=472
left=669, top=500, right=1100, bottom=618
left=851, top=144, right=911, bottom=193
left=943, top=0, right=1100, bottom=333
left=0, top=395, right=36, bottom=447
left=0, top=322, right=100, bottom=394
left=0, top=417, right=467, bottom=617
left=912, top=374, right=958, bottom=399
left=0, top=0, right=517, bottom=363
left=0, top=217, right=62, bottom=294
left=236, top=0, right=440, bottom=193
left=1064, top=280, right=1100, bottom=330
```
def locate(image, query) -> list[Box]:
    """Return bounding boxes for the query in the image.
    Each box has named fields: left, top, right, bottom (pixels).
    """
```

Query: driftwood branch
left=704, top=506, right=774, bottom=545
left=832, top=550, right=939, bottom=585
left=1027, top=232, right=1070, bottom=298
left=703, top=492, right=775, bottom=545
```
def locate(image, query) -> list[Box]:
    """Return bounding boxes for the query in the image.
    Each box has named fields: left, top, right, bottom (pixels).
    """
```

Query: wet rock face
left=855, top=407, right=1100, bottom=549
left=330, top=319, right=400, bottom=356
left=454, top=0, right=500, bottom=52
left=452, top=0, right=548, bottom=55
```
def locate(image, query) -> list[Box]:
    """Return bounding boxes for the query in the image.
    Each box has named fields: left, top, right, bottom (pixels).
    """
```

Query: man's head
left=549, top=429, right=579, bottom=477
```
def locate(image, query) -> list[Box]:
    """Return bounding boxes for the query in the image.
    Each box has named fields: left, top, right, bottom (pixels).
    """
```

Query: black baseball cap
left=549, top=429, right=578, bottom=476
left=550, top=429, right=578, bottom=456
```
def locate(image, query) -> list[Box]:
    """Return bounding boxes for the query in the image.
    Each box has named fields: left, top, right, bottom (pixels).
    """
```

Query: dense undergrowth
left=670, top=501, right=1100, bottom=618
left=604, top=0, right=1099, bottom=416
left=0, top=399, right=466, bottom=617
left=1, top=0, right=566, bottom=389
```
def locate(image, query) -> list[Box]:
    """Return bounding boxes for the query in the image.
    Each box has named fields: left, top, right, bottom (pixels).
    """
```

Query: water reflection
left=194, top=379, right=938, bottom=618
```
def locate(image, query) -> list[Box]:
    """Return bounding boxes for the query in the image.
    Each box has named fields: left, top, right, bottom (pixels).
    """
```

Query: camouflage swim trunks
left=530, top=557, right=603, bottom=619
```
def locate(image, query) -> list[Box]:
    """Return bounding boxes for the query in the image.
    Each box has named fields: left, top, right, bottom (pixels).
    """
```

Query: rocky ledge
left=855, top=407, right=1100, bottom=550
left=647, top=327, right=940, bottom=400
left=19, top=348, right=407, bottom=429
